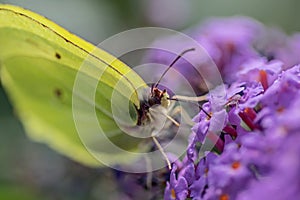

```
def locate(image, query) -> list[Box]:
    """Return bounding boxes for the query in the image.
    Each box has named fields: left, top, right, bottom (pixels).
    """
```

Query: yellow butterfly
left=0, top=4, right=208, bottom=171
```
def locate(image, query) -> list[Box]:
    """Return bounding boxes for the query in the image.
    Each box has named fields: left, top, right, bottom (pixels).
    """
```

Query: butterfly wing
left=0, top=5, right=147, bottom=167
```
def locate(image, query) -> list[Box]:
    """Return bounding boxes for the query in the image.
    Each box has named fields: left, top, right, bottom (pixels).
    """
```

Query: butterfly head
left=149, top=87, right=170, bottom=109
left=136, top=86, right=170, bottom=126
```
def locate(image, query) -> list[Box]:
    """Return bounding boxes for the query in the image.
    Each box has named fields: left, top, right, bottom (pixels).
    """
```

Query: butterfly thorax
left=136, top=87, right=170, bottom=126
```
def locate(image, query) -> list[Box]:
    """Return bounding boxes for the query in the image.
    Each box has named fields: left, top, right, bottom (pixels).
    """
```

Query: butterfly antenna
left=154, top=48, right=196, bottom=88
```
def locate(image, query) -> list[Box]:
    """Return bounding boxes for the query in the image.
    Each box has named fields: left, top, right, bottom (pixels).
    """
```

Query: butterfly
left=0, top=4, right=217, bottom=172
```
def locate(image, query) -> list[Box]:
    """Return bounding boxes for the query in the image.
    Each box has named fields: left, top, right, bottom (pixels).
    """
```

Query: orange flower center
left=277, top=106, right=285, bottom=113
left=204, top=167, right=209, bottom=175
left=220, top=193, right=229, bottom=200
left=171, top=189, right=176, bottom=199
left=259, top=70, right=268, bottom=91
left=231, top=161, right=241, bottom=170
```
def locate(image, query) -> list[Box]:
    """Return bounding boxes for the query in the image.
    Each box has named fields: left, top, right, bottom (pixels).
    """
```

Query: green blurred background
left=0, top=0, right=299, bottom=199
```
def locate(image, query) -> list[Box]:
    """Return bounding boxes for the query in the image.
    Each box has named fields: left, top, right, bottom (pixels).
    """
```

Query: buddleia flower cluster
left=150, top=17, right=300, bottom=200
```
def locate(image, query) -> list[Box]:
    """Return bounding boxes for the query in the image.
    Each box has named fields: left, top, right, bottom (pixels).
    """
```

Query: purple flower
left=192, top=102, right=212, bottom=143
left=256, top=29, right=300, bottom=69
left=192, top=16, right=263, bottom=83
left=160, top=16, right=300, bottom=200
left=256, top=65, right=300, bottom=130
left=189, top=143, right=253, bottom=200
left=181, top=162, right=196, bottom=186
left=164, top=165, right=189, bottom=200
left=192, top=104, right=228, bottom=153
left=237, top=58, right=283, bottom=90
left=237, top=131, right=300, bottom=200
left=190, top=152, right=218, bottom=199
left=189, top=176, right=207, bottom=200
left=145, top=16, right=264, bottom=97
